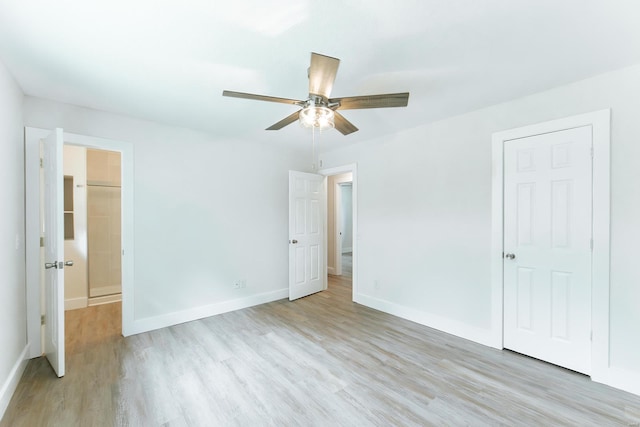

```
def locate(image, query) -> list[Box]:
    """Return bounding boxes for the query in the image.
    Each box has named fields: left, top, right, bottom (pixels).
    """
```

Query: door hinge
left=590, top=238, right=593, bottom=251
left=41, top=315, right=45, bottom=326
left=40, top=158, right=43, bottom=168
left=40, top=237, right=44, bottom=247
left=590, top=330, right=593, bottom=341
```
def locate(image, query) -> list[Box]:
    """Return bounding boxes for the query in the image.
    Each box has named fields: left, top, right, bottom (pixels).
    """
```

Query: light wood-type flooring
left=3, top=274, right=640, bottom=426
left=341, top=252, right=352, bottom=278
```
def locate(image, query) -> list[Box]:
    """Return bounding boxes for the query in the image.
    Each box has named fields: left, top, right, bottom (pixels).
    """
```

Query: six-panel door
left=289, top=171, right=326, bottom=300
left=503, top=126, right=593, bottom=375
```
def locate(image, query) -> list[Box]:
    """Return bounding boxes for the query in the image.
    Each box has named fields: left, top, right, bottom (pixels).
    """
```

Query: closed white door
left=43, top=128, right=66, bottom=377
left=503, top=126, right=592, bottom=375
left=289, top=171, right=326, bottom=300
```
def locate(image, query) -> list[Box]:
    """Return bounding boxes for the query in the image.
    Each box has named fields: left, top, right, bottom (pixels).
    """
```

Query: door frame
left=490, top=110, right=610, bottom=380
left=25, top=127, right=135, bottom=358
left=319, top=164, right=358, bottom=301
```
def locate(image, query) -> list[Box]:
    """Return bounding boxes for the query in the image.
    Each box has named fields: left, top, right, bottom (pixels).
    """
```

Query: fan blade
left=331, top=92, right=410, bottom=110
left=223, top=90, right=304, bottom=106
left=308, top=52, right=340, bottom=99
left=333, top=112, right=358, bottom=135
left=266, top=110, right=301, bottom=130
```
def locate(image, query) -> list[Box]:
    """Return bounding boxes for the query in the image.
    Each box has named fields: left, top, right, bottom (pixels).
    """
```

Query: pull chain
left=312, top=125, right=316, bottom=172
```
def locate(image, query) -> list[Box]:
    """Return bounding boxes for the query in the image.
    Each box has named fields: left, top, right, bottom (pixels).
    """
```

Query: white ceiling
left=1, top=0, right=639, bottom=152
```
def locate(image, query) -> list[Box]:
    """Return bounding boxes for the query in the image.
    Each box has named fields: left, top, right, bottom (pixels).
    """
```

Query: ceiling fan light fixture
left=299, top=105, right=335, bottom=130
left=223, top=52, right=409, bottom=135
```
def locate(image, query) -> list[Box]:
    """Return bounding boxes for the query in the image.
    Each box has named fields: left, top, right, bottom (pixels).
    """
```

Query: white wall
left=320, top=63, right=640, bottom=391
left=24, top=97, right=309, bottom=331
left=0, top=60, right=27, bottom=417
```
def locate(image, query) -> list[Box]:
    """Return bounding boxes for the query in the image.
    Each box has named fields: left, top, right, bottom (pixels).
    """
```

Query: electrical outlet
left=233, top=279, right=246, bottom=289
left=374, top=280, right=380, bottom=290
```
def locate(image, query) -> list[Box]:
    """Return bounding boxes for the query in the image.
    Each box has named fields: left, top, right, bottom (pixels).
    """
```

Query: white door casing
left=503, top=126, right=592, bottom=375
left=43, top=128, right=65, bottom=377
left=289, top=171, right=326, bottom=300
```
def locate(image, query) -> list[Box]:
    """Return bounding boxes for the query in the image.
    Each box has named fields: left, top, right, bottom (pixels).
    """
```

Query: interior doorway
left=338, top=182, right=353, bottom=281
left=326, top=173, right=352, bottom=277
left=321, top=165, right=357, bottom=300
left=63, top=145, right=123, bottom=310
left=25, top=127, right=134, bottom=362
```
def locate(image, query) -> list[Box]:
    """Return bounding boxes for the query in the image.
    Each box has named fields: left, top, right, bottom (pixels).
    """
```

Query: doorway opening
left=320, top=164, right=357, bottom=301
left=63, top=146, right=123, bottom=310
left=25, top=127, right=134, bottom=365
left=62, top=145, right=123, bottom=351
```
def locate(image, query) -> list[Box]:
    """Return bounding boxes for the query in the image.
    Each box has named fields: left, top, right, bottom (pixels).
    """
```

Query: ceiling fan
left=222, top=52, right=410, bottom=135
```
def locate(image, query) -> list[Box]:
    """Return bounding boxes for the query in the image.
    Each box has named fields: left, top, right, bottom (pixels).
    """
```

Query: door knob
left=505, top=253, right=516, bottom=260
left=290, top=239, right=298, bottom=244
left=44, top=260, right=74, bottom=269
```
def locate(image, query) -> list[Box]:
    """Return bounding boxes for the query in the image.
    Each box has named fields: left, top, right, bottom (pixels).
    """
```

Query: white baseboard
left=88, top=294, right=122, bottom=306
left=90, top=285, right=122, bottom=298
left=125, top=288, right=288, bottom=336
left=65, top=297, right=88, bottom=311
left=593, top=366, right=640, bottom=397
left=354, top=293, right=496, bottom=348
left=327, top=267, right=336, bottom=275
left=0, top=344, right=29, bottom=421
left=355, top=293, right=640, bottom=398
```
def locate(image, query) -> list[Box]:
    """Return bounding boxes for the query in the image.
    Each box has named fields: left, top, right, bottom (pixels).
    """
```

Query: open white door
left=43, top=128, right=65, bottom=377
left=289, top=171, right=326, bottom=300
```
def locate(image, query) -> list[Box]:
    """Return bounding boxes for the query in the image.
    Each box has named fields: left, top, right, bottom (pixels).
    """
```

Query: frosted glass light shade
left=299, top=106, right=335, bottom=130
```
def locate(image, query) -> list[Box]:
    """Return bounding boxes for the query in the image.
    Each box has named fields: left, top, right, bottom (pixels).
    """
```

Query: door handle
left=45, top=261, right=58, bottom=269
left=290, top=239, right=298, bottom=244
left=44, top=260, right=74, bottom=269
left=505, top=253, right=516, bottom=260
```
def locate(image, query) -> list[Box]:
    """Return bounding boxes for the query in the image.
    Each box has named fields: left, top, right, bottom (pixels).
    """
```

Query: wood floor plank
left=3, top=276, right=640, bottom=426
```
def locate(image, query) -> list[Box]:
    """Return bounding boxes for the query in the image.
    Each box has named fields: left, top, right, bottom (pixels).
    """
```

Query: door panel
left=310, top=244, right=320, bottom=280
left=43, top=128, right=65, bottom=377
left=516, top=267, right=533, bottom=330
left=289, top=171, right=326, bottom=300
left=504, top=126, right=592, bottom=375
left=551, top=180, right=571, bottom=247
left=516, top=183, right=534, bottom=245
left=550, top=271, right=571, bottom=340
